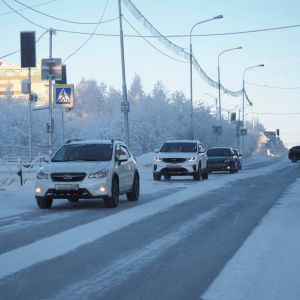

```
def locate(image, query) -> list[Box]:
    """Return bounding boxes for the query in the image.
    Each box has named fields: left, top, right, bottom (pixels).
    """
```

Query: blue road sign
left=53, top=84, right=74, bottom=108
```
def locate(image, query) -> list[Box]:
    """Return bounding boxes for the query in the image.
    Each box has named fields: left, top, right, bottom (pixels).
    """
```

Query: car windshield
left=207, top=148, right=232, bottom=157
left=160, top=142, right=197, bottom=153
left=51, top=144, right=113, bottom=162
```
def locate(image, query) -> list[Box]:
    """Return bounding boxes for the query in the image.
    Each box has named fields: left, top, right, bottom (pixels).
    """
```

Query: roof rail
left=65, top=139, right=83, bottom=144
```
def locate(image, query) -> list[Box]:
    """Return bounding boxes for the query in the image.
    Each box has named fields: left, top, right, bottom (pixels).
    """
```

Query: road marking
left=0, top=159, right=287, bottom=279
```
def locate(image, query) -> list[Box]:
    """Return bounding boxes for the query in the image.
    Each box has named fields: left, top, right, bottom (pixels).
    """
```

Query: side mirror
left=118, top=154, right=128, bottom=163
left=154, top=148, right=159, bottom=153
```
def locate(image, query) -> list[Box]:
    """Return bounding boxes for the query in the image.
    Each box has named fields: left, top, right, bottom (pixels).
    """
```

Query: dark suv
left=288, top=146, right=300, bottom=162
left=207, top=147, right=239, bottom=173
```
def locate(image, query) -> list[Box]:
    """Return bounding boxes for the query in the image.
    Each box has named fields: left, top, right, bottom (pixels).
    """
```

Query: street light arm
left=190, top=15, right=223, bottom=44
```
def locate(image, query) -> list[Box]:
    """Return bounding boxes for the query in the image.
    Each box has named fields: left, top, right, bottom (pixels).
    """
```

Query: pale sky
left=1, top=0, right=300, bottom=148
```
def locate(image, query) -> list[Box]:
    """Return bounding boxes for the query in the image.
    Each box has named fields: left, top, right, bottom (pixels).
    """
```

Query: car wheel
left=68, top=196, right=79, bottom=203
left=193, top=164, right=201, bottom=181
left=291, top=155, right=297, bottom=163
left=104, top=177, right=119, bottom=208
left=127, top=173, right=140, bottom=201
left=164, top=175, right=171, bottom=181
left=36, top=196, right=53, bottom=209
left=229, top=164, right=235, bottom=174
left=202, top=167, right=209, bottom=179
left=153, top=173, right=161, bottom=181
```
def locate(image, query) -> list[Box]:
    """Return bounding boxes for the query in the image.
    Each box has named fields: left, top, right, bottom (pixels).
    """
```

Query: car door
left=114, top=144, right=128, bottom=192
left=119, top=145, right=135, bottom=190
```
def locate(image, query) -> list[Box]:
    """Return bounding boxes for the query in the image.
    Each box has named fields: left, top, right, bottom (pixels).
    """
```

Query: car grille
left=162, top=158, right=186, bottom=163
left=51, top=173, right=86, bottom=182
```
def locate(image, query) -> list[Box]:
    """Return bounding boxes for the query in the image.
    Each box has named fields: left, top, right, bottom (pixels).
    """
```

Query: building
left=0, top=61, right=49, bottom=105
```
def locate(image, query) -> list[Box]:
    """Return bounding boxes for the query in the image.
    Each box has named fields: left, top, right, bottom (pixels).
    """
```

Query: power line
left=0, top=0, right=56, bottom=16
left=63, top=0, right=110, bottom=63
left=0, top=29, right=49, bottom=60
left=245, top=81, right=300, bottom=90
left=122, top=0, right=244, bottom=98
left=122, top=16, right=188, bottom=64
left=13, top=0, right=118, bottom=25
left=1, top=0, right=47, bottom=30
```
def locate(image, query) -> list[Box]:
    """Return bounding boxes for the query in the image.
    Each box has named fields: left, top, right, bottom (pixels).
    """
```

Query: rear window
left=52, top=144, right=113, bottom=162
left=160, top=142, right=197, bottom=153
left=207, top=148, right=232, bottom=157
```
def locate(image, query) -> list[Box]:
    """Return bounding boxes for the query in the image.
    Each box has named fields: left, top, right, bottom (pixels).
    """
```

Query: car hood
left=156, top=152, right=198, bottom=158
left=42, top=161, right=111, bottom=174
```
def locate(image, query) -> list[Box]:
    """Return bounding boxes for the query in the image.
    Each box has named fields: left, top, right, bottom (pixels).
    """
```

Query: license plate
left=167, top=164, right=181, bottom=168
left=55, top=184, right=79, bottom=190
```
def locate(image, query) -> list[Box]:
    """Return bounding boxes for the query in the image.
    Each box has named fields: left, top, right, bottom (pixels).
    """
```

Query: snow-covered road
left=0, top=154, right=299, bottom=299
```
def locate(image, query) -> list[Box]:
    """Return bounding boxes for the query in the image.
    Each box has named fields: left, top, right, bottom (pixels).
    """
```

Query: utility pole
left=48, top=28, right=54, bottom=155
left=118, top=0, right=129, bottom=146
left=28, top=67, right=32, bottom=161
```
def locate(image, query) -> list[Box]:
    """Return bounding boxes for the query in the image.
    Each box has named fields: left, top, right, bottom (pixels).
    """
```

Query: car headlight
left=89, top=169, right=109, bottom=179
left=36, top=170, right=49, bottom=180
left=154, top=157, right=162, bottom=162
left=188, top=157, right=197, bottom=161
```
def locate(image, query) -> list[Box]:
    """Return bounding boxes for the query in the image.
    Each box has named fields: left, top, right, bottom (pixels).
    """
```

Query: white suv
left=153, top=140, right=208, bottom=181
left=35, top=140, right=139, bottom=209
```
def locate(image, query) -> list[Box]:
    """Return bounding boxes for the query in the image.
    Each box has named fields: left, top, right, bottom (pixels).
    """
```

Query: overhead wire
left=0, top=0, right=47, bottom=30
left=0, top=0, right=56, bottom=16
left=0, top=29, right=49, bottom=60
left=63, top=0, right=110, bottom=63
left=12, top=0, right=119, bottom=25
left=122, top=16, right=188, bottom=64
left=245, top=81, right=300, bottom=90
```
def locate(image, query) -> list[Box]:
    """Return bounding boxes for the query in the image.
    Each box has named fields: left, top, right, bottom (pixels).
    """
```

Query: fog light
left=99, top=186, right=105, bottom=192
left=35, top=187, right=41, bottom=193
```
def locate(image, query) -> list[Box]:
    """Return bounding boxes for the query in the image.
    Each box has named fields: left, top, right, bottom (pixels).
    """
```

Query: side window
left=115, top=144, right=127, bottom=161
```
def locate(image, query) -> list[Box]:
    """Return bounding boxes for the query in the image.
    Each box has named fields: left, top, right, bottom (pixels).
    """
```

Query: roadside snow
left=202, top=178, right=300, bottom=300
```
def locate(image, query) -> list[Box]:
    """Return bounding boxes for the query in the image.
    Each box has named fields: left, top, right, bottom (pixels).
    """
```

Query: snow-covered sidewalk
left=203, top=178, right=300, bottom=300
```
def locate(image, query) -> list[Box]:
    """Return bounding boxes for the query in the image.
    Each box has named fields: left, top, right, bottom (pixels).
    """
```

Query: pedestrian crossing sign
left=53, top=84, right=74, bottom=108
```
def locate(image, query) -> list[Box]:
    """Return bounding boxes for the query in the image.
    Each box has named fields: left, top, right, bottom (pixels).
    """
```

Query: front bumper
left=35, top=177, right=110, bottom=199
left=208, top=161, right=232, bottom=172
left=153, top=161, right=198, bottom=176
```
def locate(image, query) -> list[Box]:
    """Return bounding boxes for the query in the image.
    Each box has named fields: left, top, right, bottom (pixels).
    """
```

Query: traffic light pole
left=48, top=28, right=54, bottom=155
left=28, top=67, right=32, bottom=162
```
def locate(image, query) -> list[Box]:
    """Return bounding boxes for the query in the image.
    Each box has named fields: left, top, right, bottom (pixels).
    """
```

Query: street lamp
left=218, top=46, right=242, bottom=123
left=189, top=14, right=223, bottom=140
left=242, top=64, right=264, bottom=154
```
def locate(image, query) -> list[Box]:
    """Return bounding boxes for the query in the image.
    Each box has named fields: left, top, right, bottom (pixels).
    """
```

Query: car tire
left=127, top=173, right=140, bottom=201
left=153, top=173, right=161, bottom=181
left=164, top=175, right=171, bottom=181
left=104, top=177, right=119, bottom=208
left=202, top=167, right=209, bottom=179
left=291, top=155, right=297, bottom=163
left=229, top=164, right=235, bottom=174
left=36, top=196, right=53, bottom=209
left=193, top=164, right=201, bottom=181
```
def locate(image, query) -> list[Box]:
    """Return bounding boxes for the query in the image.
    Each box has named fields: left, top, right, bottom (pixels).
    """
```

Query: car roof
left=65, top=139, right=123, bottom=146
left=165, top=140, right=200, bottom=143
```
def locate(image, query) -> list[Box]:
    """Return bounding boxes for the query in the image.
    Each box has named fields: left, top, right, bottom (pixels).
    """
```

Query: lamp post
left=218, top=46, right=242, bottom=123
left=189, top=15, right=223, bottom=140
left=242, top=64, right=264, bottom=154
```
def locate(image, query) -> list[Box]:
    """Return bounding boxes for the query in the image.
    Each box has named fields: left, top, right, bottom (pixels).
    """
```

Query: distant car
left=207, top=147, right=239, bottom=173
left=35, top=140, right=139, bottom=209
left=153, top=140, right=208, bottom=181
left=233, top=149, right=242, bottom=170
left=288, top=146, right=300, bottom=162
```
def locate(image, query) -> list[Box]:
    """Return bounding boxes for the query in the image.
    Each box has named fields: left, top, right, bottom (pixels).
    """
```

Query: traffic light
left=230, top=112, right=236, bottom=122
left=20, top=31, right=36, bottom=68
left=276, top=129, right=280, bottom=136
